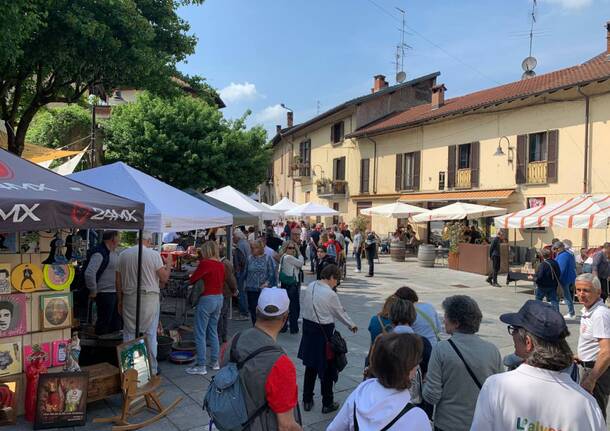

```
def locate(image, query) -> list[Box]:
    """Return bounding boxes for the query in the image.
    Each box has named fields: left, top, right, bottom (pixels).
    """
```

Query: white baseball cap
left=257, top=287, right=289, bottom=317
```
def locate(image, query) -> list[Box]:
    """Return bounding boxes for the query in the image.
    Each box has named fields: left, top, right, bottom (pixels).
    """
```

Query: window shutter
left=516, top=134, right=527, bottom=184
left=339, top=122, right=344, bottom=141
left=547, top=130, right=558, bottom=183
left=447, top=146, right=456, bottom=188
left=360, top=159, right=370, bottom=193
left=395, top=153, right=403, bottom=191
left=340, top=156, right=346, bottom=180
left=333, top=158, right=338, bottom=180
left=413, top=151, right=421, bottom=191
left=330, top=125, right=335, bottom=143
left=470, top=141, right=480, bottom=188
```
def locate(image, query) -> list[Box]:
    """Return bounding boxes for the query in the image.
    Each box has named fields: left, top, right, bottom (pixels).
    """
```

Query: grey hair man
left=576, top=272, right=610, bottom=420
left=471, top=299, right=604, bottom=430
left=117, top=231, right=171, bottom=375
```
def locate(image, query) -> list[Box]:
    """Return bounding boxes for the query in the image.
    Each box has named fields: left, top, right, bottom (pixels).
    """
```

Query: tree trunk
left=9, top=103, right=40, bottom=156
left=4, top=120, right=23, bottom=156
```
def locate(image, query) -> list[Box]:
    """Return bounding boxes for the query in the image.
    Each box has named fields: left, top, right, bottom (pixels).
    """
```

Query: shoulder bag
left=312, top=283, right=348, bottom=371
left=278, top=255, right=298, bottom=286
left=447, top=338, right=482, bottom=389
left=545, top=260, right=564, bottom=298
left=187, top=279, right=205, bottom=309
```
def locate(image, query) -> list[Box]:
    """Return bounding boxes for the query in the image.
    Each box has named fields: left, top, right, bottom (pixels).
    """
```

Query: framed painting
left=0, top=264, right=10, bottom=294
left=24, top=343, right=52, bottom=369
left=10, top=263, right=43, bottom=293
left=42, top=265, right=75, bottom=291
left=20, top=231, right=40, bottom=254
left=0, top=233, right=17, bottom=254
left=0, top=294, right=27, bottom=338
left=117, top=337, right=152, bottom=388
left=0, top=376, right=18, bottom=426
left=52, top=339, right=70, bottom=368
left=34, top=371, right=89, bottom=429
left=0, top=342, right=21, bottom=377
left=40, top=292, right=72, bottom=331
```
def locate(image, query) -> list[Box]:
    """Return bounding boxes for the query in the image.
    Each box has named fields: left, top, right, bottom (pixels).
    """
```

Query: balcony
left=527, top=161, right=547, bottom=184
left=455, top=168, right=472, bottom=189
left=317, top=179, right=347, bottom=198
left=290, top=163, right=310, bottom=181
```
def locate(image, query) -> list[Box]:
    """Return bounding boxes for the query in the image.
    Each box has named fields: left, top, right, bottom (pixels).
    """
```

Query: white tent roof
left=206, top=186, right=278, bottom=220
left=360, top=202, right=428, bottom=218
left=412, top=202, right=506, bottom=223
left=69, top=162, right=233, bottom=232
left=494, top=194, right=610, bottom=229
left=270, top=197, right=299, bottom=213
left=284, top=202, right=338, bottom=217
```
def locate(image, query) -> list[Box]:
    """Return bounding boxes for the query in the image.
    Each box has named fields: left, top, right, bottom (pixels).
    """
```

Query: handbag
left=278, top=255, right=298, bottom=286
left=187, top=279, right=205, bottom=309
left=312, top=283, right=348, bottom=371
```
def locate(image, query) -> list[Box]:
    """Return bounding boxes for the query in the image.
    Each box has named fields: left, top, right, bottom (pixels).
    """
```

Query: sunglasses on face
left=286, top=247, right=295, bottom=250
left=507, top=325, right=520, bottom=336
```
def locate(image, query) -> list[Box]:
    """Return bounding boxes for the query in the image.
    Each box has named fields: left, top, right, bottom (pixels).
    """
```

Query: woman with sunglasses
left=278, top=240, right=304, bottom=334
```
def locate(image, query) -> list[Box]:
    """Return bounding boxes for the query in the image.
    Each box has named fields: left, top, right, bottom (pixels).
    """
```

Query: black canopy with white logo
left=0, top=148, right=144, bottom=232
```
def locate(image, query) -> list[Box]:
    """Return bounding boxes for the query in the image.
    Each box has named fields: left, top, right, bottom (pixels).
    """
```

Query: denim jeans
left=355, top=251, right=362, bottom=270
left=367, top=251, right=374, bottom=276
left=562, top=282, right=575, bottom=315
left=194, top=294, right=223, bottom=366
left=536, top=287, right=559, bottom=312
left=281, top=283, right=301, bottom=332
left=236, top=272, right=249, bottom=315
left=309, top=248, right=318, bottom=273
left=247, top=290, right=261, bottom=326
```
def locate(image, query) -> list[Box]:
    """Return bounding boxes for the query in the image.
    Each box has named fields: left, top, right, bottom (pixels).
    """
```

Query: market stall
left=270, top=197, right=299, bottom=215
left=206, top=185, right=278, bottom=221
left=284, top=201, right=339, bottom=218
left=0, top=148, right=145, bottom=422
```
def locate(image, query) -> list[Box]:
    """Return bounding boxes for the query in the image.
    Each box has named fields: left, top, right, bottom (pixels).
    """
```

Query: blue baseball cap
left=500, top=300, right=568, bottom=342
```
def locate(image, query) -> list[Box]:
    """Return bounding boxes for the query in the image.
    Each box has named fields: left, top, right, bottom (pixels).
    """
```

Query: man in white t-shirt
left=576, top=272, right=610, bottom=420
left=117, top=231, right=171, bottom=374
left=471, top=299, right=605, bottom=431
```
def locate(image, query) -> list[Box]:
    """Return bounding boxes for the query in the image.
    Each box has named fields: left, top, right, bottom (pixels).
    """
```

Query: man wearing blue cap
left=470, top=300, right=604, bottom=430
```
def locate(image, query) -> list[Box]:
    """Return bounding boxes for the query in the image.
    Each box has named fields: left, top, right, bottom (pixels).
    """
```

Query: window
left=333, top=156, right=346, bottom=181
left=305, top=191, right=310, bottom=202
left=395, top=152, right=420, bottom=191
left=332, top=203, right=340, bottom=225
left=458, top=143, right=471, bottom=169
left=280, top=149, right=284, bottom=174
left=528, top=132, right=547, bottom=162
left=402, top=153, right=415, bottom=189
left=331, top=121, right=344, bottom=144
left=360, top=158, right=370, bottom=193
left=438, top=171, right=445, bottom=190
left=299, top=140, right=311, bottom=176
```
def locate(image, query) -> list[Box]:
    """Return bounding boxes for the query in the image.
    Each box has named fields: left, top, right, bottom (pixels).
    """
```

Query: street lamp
left=494, top=136, right=514, bottom=163
left=280, top=103, right=293, bottom=112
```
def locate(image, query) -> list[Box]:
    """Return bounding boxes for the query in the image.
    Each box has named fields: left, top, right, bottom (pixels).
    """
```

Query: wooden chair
left=93, top=368, right=182, bottom=431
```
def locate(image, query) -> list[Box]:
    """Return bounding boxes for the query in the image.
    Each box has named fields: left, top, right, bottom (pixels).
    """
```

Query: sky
left=177, top=0, right=609, bottom=137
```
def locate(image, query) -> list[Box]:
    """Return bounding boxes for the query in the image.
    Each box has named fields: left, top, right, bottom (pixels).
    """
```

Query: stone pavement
left=13, top=255, right=609, bottom=430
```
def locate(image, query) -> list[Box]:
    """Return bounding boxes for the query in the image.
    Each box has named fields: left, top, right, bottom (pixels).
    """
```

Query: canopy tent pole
left=135, top=229, right=143, bottom=337
left=227, top=226, right=233, bottom=261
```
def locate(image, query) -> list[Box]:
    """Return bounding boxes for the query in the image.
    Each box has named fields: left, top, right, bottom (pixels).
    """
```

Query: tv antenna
left=521, top=0, right=538, bottom=79
left=394, top=7, right=411, bottom=83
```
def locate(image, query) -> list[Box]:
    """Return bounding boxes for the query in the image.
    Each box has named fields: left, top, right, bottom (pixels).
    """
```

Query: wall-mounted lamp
left=494, top=136, right=514, bottom=163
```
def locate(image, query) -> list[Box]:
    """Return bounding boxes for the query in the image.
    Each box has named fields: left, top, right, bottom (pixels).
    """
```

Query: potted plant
left=291, top=155, right=302, bottom=171
left=443, top=222, right=461, bottom=270
left=315, top=177, right=332, bottom=194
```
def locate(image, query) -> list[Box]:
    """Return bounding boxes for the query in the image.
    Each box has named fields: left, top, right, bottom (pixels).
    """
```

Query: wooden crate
left=82, top=362, right=121, bottom=403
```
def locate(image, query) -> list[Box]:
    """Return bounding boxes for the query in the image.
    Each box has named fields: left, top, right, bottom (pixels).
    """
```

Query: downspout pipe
left=577, top=86, right=590, bottom=248
left=364, top=134, right=378, bottom=194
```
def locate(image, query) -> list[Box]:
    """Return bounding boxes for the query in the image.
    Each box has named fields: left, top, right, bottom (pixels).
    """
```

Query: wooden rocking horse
left=93, top=368, right=182, bottom=431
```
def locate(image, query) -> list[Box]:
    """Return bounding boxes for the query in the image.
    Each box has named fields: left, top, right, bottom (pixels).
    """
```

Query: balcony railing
left=527, top=161, right=547, bottom=184
left=317, top=180, right=347, bottom=198
left=290, top=163, right=311, bottom=180
left=455, top=168, right=472, bottom=189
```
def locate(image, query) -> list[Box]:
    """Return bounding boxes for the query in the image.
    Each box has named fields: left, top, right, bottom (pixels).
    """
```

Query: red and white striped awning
left=494, top=195, right=610, bottom=229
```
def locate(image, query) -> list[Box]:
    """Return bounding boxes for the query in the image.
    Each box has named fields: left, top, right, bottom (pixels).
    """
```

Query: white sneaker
left=355, top=269, right=361, bottom=273
left=563, top=313, right=576, bottom=320
left=211, top=361, right=220, bottom=371
left=560, top=299, right=566, bottom=305
left=186, top=366, right=207, bottom=376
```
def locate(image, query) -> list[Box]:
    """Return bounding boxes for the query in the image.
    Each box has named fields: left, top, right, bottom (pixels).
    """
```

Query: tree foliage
left=26, top=105, right=91, bottom=148
left=103, top=92, right=270, bottom=193
left=0, top=0, right=204, bottom=155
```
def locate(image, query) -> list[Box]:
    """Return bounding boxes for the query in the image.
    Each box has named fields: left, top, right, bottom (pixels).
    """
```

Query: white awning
left=412, top=202, right=506, bottom=222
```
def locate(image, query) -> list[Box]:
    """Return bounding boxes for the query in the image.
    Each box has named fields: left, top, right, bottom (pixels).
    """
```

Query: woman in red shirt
left=186, top=240, right=225, bottom=376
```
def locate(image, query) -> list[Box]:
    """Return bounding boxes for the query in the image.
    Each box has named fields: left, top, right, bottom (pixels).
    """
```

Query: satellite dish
left=521, top=56, right=537, bottom=72
left=396, top=71, right=406, bottom=83
left=522, top=70, right=536, bottom=80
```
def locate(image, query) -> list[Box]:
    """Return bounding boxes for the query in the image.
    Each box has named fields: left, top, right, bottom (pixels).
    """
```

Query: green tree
left=0, top=0, right=204, bottom=156
left=103, top=92, right=270, bottom=193
left=26, top=105, right=91, bottom=148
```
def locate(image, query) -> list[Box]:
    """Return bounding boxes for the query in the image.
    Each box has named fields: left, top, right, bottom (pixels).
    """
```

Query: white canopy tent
left=270, top=197, right=299, bottom=214
left=361, top=202, right=428, bottom=218
left=206, top=185, right=278, bottom=220
left=284, top=201, right=339, bottom=217
left=70, top=162, right=233, bottom=231
left=494, top=194, right=610, bottom=229
left=412, top=202, right=506, bottom=223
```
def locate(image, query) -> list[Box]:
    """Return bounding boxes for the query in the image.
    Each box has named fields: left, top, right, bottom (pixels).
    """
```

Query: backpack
left=204, top=332, right=282, bottom=431
left=326, top=242, right=337, bottom=259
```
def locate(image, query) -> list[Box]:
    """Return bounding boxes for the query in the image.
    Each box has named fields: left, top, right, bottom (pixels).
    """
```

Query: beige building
left=263, top=22, right=610, bottom=248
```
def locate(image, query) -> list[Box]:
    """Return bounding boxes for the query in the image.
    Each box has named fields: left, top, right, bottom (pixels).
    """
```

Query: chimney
left=276, top=125, right=282, bottom=134
left=287, top=111, right=294, bottom=128
left=606, top=21, right=610, bottom=52
left=371, top=74, right=389, bottom=93
left=431, top=84, right=446, bottom=110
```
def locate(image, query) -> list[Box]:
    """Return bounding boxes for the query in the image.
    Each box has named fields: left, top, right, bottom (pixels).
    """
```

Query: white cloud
left=219, top=82, right=259, bottom=104
left=254, top=104, right=285, bottom=124
left=543, top=0, right=593, bottom=9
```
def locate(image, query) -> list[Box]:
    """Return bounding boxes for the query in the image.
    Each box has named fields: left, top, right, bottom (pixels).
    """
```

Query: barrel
left=390, top=240, right=406, bottom=262
left=417, top=244, right=436, bottom=267
left=157, top=336, right=174, bottom=361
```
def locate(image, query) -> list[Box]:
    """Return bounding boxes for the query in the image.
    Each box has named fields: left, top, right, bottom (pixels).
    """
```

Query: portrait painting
left=34, top=372, right=89, bottom=429
left=0, top=264, right=11, bottom=294
left=0, top=342, right=21, bottom=377
left=0, top=294, right=27, bottom=338
left=40, top=293, right=72, bottom=331
left=0, top=377, right=18, bottom=426
left=10, top=263, right=43, bottom=293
